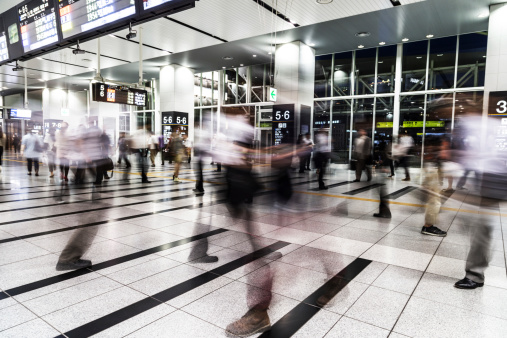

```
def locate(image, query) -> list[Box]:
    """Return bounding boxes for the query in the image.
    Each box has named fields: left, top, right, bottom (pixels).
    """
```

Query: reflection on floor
left=0, top=154, right=506, bottom=337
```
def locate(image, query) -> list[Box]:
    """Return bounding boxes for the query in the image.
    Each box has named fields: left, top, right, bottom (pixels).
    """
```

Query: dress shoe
left=373, top=213, right=391, bottom=218
left=319, top=185, right=328, bottom=190
left=56, top=259, right=92, bottom=271
left=191, top=255, right=218, bottom=263
left=402, top=177, right=411, bottom=181
left=225, top=308, right=271, bottom=338
left=454, top=277, right=484, bottom=289
left=352, top=179, right=360, bottom=182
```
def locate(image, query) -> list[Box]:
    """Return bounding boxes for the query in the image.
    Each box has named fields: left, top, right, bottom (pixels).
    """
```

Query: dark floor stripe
left=0, top=291, right=9, bottom=300
left=3, top=228, right=229, bottom=298
left=61, top=241, right=290, bottom=338
left=311, top=181, right=352, bottom=191
left=259, top=258, right=372, bottom=338
left=343, top=183, right=384, bottom=195
left=0, top=194, right=229, bottom=244
left=0, top=178, right=312, bottom=244
left=383, top=186, right=418, bottom=200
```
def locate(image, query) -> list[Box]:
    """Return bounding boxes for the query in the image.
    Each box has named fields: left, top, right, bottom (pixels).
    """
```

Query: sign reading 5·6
left=275, top=111, right=291, bottom=121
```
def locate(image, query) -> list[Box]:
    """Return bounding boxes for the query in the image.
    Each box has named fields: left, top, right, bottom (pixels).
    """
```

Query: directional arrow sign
left=269, top=87, right=277, bottom=102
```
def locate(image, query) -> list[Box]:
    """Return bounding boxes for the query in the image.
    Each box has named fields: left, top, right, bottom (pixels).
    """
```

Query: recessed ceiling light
left=402, top=38, right=409, bottom=42
left=316, top=0, right=333, bottom=4
left=253, top=55, right=257, bottom=57
left=355, top=32, right=370, bottom=37
left=437, top=54, right=443, bottom=56
left=426, top=34, right=434, bottom=38
left=309, top=43, right=315, bottom=47
left=268, top=52, right=272, bottom=55
left=478, top=12, right=489, bottom=18
left=222, top=67, right=226, bottom=69
left=358, top=45, right=364, bottom=49
left=379, top=42, right=386, bottom=45
left=240, top=64, right=244, bottom=66
left=222, top=56, right=233, bottom=60
left=36, top=57, right=43, bottom=60
left=483, top=55, right=487, bottom=58
left=378, top=61, right=384, bottom=64
left=82, top=58, right=92, bottom=62
left=416, top=56, right=423, bottom=59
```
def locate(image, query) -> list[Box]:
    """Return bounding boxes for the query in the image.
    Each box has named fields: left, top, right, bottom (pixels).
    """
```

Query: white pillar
left=483, top=3, right=507, bottom=114
left=159, top=64, right=195, bottom=140
left=274, top=41, right=315, bottom=133
left=393, top=44, right=403, bottom=139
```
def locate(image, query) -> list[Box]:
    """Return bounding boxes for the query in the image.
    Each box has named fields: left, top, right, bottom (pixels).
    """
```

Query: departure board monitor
left=0, top=18, right=9, bottom=62
left=18, top=0, right=59, bottom=53
left=58, top=0, right=136, bottom=39
left=92, top=82, right=147, bottom=106
left=143, top=0, right=176, bottom=10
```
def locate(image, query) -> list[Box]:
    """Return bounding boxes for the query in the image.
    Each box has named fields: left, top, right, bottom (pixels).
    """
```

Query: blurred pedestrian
left=117, top=132, right=131, bottom=168
left=313, top=130, right=330, bottom=190
left=56, top=122, right=71, bottom=182
left=44, top=127, right=57, bottom=178
left=0, top=129, right=6, bottom=172
left=169, top=131, right=185, bottom=182
left=21, top=130, right=43, bottom=176
left=353, top=129, right=372, bottom=182
left=130, top=125, right=151, bottom=183
left=12, top=133, right=21, bottom=157
left=149, top=132, right=159, bottom=167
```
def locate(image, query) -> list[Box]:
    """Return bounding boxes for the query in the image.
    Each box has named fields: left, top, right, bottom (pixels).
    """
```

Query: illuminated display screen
left=0, top=32, right=9, bottom=61
left=18, top=0, right=59, bottom=52
left=143, top=0, right=175, bottom=10
left=272, top=104, right=295, bottom=146
left=58, top=0, right=136, bottom=39
left=92, top=83, right=147, bottom=106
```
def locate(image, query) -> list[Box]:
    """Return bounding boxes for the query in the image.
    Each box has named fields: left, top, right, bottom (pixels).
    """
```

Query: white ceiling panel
left=118, top=18, right=222, bottom=54
left=171, top=0, right=295, bottom=42
left=0, top=1, right=23, bottom=15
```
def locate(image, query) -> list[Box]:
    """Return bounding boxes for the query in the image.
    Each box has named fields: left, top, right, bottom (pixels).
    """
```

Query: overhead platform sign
left=18, top=0, right=59, bottom=52
left=92, top=83, right=147, bottom=106
left=58, top=0, right=137, bottom=39
left=0, top=17, right=9, bottom=62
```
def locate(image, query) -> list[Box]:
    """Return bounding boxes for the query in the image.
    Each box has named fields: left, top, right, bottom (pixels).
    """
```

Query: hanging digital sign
left=92, top=82, right=147, bottom=106
left=143, top=0, right=175, bottom=10
left=0, top=30, right=9, bottom=62
left=162, top=111, right=188, bottom=144
left=18, top=0, right=59, bottom=53
left=58, top=0, right=136, bottom=39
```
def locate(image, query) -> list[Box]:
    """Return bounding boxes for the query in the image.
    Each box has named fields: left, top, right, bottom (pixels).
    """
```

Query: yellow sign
left=376, top=122, right=393, bottom=128
left=403, top=121, right=445, bottom=128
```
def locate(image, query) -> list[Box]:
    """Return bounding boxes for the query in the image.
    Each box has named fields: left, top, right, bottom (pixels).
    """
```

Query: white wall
left=43, top=88, right=88, bottom=127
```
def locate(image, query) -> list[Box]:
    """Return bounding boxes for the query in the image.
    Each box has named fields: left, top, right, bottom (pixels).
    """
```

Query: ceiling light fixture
left=416, top=56, right=422, bottom=59
left=316, top=0, right=333, bottom=4
left=426, top=34, right=434, bottom=38
left=268, top=52, right=272, bottom=55
left=358, top=45, right=364, bottom=49
left=478, top=12, right=489, bottom=18
left=402, top=38, right=409, bottom=42
left=437, top=54, right=443, bottom=56
left=253, top=54, right=257, bottom=58
left=36, top=57, right=43, bottom=60
left=379, top=42, right=386, bottom=45
left=309, top=43, right=315, bottom=47
left=222, top=56, right=233, bottom=60
left=222, top=67, right=226, bottom=69
left=355, top=32, right=370, bottom=37
left=378, top=61, right=384, bottom=64
left=240, top=64, right=244, bottom=66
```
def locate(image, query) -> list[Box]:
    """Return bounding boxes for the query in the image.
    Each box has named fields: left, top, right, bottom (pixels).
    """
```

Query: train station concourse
left=0, top=0, right=507, bottom=337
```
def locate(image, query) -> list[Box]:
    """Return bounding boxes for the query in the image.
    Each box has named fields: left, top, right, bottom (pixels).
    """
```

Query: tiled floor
left=0, top=154, right=506, bottom=337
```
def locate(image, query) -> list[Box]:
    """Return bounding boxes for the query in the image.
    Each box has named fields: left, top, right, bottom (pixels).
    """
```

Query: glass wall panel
left=201, top=72, right=214, bottom=106
left=331, top=99, right=352, bottom=163
left=238, top=66, right=248, bottom=104
left=212, top=71, right=219, bottom=105
left=315, top=55, right=333, bottom=99
left=428, top=36, right=457, bottom=90
left=354, top=48, right=377, bottom=96
left=224, top=69, right=237, bottom=105
left=333, top=52, right=353, bottom=96
left=402, top=41, right=428, bottom=92
left=194, top=73, right=201, bottom=107
left=426, top=93, right=453, bottom=135
left=251, top=64, right=265, bottom=103
left=457, top=32, right=487, bottom=88
left=377, top=45, right=396, bottom=93
left=352, top=98, right=375, bottom=147
left=373, top=96, right=395, bottom=157
left=399, top=95, right=425, bottom=167
left=314, top=101, right=331, bottom=130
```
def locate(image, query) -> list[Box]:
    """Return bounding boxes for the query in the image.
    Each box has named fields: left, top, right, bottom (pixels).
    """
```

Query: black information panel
left=92, top=82, right=147, bottom=106
left=162, top=111, right=188, bottom=144
left=272, top=104, right=295, bottom=146
left=18, top=0, right=59, bottom=53
left=58, top=0, right=136, bottom=39
left=43, top=119, right=63, bottom=135
left=489, top=91, right=507, bottom=116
